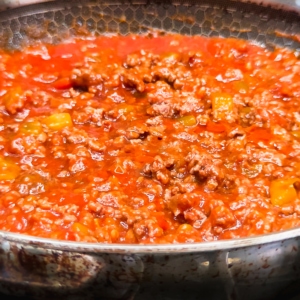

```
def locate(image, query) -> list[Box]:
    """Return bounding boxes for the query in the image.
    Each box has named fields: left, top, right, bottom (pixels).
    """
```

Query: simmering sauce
left=0, top=34, right=300, bottom=243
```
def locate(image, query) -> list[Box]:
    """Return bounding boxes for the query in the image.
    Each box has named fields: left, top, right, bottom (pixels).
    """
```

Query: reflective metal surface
left=0, top=0, right=299, bottom=12
left=0, top=0, right=54, bottom=11
left=0, top=1, right=300, bottom=299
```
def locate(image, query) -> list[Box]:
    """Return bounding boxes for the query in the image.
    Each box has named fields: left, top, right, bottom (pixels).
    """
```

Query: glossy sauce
left=0, top=34, right=299, bottom=243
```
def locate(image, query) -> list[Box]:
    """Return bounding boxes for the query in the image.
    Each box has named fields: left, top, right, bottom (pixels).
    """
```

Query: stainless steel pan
left=0, top=1, right=300, bottom=299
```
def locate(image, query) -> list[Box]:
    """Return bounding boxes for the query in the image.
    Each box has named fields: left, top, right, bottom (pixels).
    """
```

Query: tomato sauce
left=0, top=33, right=300, bottom=243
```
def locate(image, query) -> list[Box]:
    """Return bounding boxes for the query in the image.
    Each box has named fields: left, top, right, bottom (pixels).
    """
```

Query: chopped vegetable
left=240, top=106, right=251, bottom=115
left=161, top=52, right=181, bottom=63
left=0, top=157, right=20, bottom=181
left=43, top=113, right=73, bottom=130
left=177, top=223, right=195, bottom=234
left=291, top=131, right=300, bottom=139
left=71, top=222, right=89, bottom=236
left=118, top=104, right=135, bottom=114
left=20, top=121, right=43, bottom=135
left=53, top=77, right=72, bottom=90
left=248, top=128, right=273, bottom=143
left=270, top=178, right=300, bottom=206
left=211, top=92, right=233, bottom=119
left=177, top=115, right=197, bottom=126
left=206, top=120, right=227, bottom=133
left=234, top=81, right=249, bottom=93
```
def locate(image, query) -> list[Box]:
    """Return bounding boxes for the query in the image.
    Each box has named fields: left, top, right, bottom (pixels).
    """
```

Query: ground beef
left=0, top=34, right=300, bottom=244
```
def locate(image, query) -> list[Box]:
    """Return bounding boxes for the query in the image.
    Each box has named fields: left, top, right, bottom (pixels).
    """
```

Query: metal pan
left=0, top=1, right=300, bottom=299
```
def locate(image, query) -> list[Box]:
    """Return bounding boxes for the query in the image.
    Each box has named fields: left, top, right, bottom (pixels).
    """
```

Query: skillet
left=0, top=1, right=300, bottom=299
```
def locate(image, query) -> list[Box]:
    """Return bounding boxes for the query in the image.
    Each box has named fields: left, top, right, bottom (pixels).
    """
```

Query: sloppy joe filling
left=0, top=34, right=300, bottom=243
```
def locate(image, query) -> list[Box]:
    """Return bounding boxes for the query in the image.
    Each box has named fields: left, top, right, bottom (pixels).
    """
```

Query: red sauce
left=0, top=34, right=300, bottom=243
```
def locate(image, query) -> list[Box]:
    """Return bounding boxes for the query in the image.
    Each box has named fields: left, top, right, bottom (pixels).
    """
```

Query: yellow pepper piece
left=270, top=178, right=300, bottom=206
left=291, top=131, right=300, bottom=139
left=0, top=157, right=20, bottom=180
left=234, top=81, right=249, bottom=94
left=211, top=92, right=233, bottom=120
left=43, top=113, right=73, bottom=130
left=118, top=104, right=135, bottom=114
left=161, top=52, right=181, bottom=63
left=125, top=229, right=137, bottom=243
left=71, top=222, right=89, bottom=236
left=94, top=218, right=101, bottom=229
left=177, top=223, right=195, bottom=234
left=110, top=229, right=120, bottom=241
left=240, top=106, right=251, bottom=115
left=20, top=121, right=43, bottom=135
left=177, top=115, right=197, bottom=127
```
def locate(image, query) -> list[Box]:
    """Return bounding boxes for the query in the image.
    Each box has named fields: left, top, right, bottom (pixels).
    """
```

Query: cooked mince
left=0, top=34, right=300, bottom=243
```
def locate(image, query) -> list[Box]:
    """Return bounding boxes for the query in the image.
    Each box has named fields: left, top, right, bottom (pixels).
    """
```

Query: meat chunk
left=210, top=205, right=236, bottom=228
left=143, top=155, right=174, bottom=185
left=125, top=51, right=159, bottom=68
left=125, top=125, right=149, bottom=140
left=72, top=107, right=105, bottom=126
left=62, top=127, right=88, bottom=145
left=10, top=136, right=46, bottom=157
left=133, top=218, right=164, bottom=241
left=121, top=70, right=145, bottom=92
left=71, top=67, right=103, bottom=91
left=186, top=147, right=224, bottom=189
